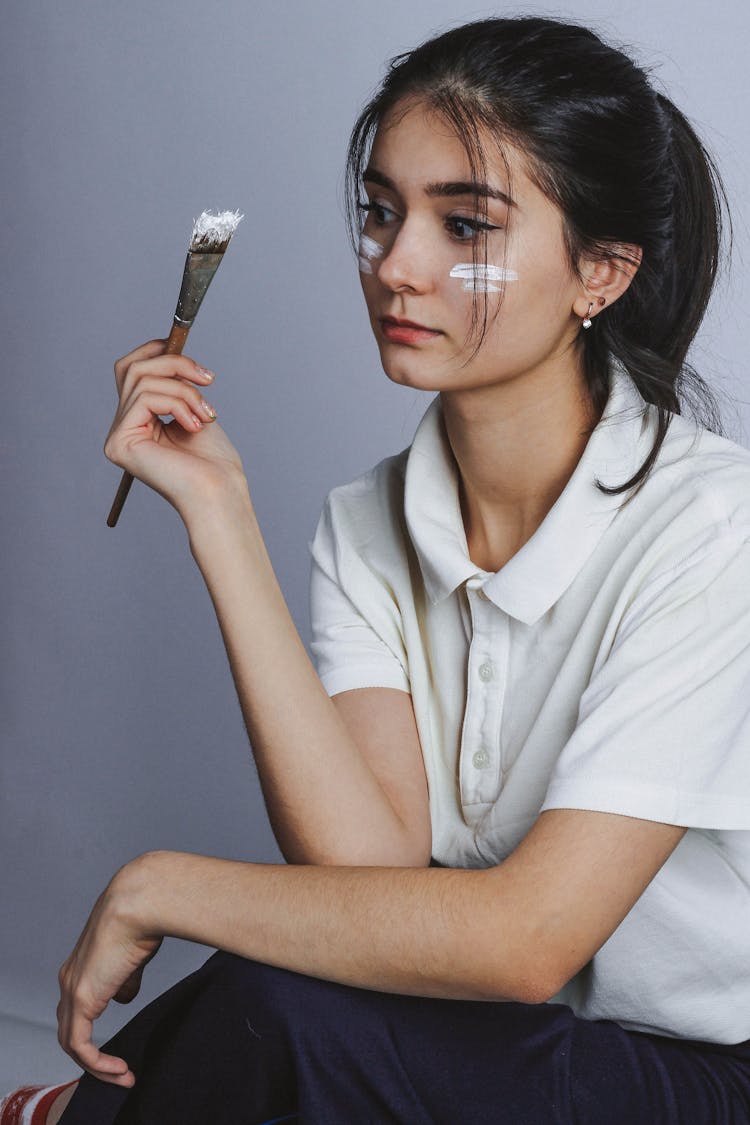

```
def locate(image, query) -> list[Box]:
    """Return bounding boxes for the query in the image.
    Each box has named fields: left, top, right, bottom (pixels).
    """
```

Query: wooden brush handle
left=106, top=321, right=191, bottom=527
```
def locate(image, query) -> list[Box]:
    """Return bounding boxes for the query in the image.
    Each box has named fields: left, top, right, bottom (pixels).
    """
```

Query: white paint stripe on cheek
left=358, top=233, right=384, bottom=275
left=360, top=235, right=384, bottom=260
left=449, top=262, right=519, bottom=292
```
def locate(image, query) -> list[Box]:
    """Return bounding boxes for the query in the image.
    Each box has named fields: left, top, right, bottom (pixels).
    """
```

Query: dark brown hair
left=345, top=17, right=729, bottom=494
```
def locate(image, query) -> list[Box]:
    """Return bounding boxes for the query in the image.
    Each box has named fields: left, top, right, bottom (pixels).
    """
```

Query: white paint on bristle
left=449, top=262, right=519, bottom=292
left=191, top=209, right=244, bottom=248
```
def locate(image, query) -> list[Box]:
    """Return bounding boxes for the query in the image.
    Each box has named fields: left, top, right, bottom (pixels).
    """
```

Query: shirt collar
left=403, top=364, right=652, bottom=625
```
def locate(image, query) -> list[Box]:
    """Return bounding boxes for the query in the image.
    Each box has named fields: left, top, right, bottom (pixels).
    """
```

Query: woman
left=9, top=15, right=750, bottom=1124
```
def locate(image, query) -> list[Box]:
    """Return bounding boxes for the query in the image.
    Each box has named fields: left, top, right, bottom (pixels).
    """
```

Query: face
left=357, top=98, right=586, bottom=395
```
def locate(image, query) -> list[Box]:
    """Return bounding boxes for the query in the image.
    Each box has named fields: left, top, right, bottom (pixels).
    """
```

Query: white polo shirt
left=308, top=365, right=750, bottom=1044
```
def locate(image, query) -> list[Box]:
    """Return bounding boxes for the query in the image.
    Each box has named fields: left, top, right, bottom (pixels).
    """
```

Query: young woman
left=8, top=14, right=750, bottom=1124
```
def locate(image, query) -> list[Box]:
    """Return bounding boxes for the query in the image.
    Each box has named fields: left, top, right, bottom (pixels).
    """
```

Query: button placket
left=459, top=579, right=506, bottom=807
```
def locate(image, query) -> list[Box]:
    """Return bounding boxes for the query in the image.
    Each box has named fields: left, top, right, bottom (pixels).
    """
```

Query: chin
left=380, top=356, right=439, bottom=390
left=381, top=348, right=467, bottom=392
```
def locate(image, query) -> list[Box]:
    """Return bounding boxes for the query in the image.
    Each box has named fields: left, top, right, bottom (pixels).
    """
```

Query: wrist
left=179, top=473, right=263, bottom=560
left=111, top=850, right=170, bottom=939
left=175, top=463, right=254, bottom=528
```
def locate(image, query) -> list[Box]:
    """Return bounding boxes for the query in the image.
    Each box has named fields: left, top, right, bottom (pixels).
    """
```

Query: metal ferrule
left=173, top=250, right=225, bottom=326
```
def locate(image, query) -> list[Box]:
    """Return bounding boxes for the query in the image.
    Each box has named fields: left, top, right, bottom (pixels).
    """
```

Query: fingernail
left=200, top=399, right=217, bottom=420
left=197, top=366, right=215, bottom=382
left=191, top=414, right=204, bottom=429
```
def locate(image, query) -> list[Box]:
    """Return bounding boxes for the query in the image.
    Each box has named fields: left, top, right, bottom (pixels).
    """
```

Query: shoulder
left=308, top=443, right=411, bottom=576
left=598, top=415, right=750, bottom=634
left=312, top=447, right=410, bottom=558
left=620, top=414, right=750, bottom=568
left=658, top=416, right=750, bottom=529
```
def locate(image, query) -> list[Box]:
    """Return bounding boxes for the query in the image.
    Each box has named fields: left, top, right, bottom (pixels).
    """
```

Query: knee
left=204, top=950, right=315, bottom=999
left=200, top=952, right=340, bottom=1036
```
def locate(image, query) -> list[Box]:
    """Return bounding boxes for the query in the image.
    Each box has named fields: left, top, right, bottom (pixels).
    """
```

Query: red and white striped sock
left=0, top=1082, right=78, bottom=1125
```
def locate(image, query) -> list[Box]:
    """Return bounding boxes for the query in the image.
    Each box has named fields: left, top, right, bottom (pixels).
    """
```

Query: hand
left=104, top=340, right=249, bottom=516
left=57, top=862, right=162, bottom=1087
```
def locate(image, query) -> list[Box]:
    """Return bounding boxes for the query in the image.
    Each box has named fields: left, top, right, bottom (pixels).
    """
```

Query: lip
left=380, top=315, right=442, bottom=345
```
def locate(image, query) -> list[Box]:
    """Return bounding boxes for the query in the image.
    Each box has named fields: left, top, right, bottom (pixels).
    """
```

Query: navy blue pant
left=60, top=950, right=750, bottom=1123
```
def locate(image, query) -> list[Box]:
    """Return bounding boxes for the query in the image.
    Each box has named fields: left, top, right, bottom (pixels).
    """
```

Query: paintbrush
left=106, top=209, right=243, bottom=527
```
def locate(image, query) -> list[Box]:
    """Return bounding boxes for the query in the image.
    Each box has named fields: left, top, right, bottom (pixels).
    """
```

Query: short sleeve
left=308, top=495, right=411, bottom=698
left=541, top=531, right=750, bottom=829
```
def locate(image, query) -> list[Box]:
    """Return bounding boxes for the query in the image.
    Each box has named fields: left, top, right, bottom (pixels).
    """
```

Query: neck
left=439, top=357, right=598, bottom=572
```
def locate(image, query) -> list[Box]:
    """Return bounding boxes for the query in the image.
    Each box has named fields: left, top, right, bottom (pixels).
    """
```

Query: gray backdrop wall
left=2, top=0, right=749, bottom=1076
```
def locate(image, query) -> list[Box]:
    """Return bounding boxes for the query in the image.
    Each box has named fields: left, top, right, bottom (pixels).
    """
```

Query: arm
left=58, top=807, right=687, bottom=1084
left=105, top=341, right=431, bottom=867
left=136, top=809, right=686, bottom=1002
left=188, top=497, right=431, bottom=867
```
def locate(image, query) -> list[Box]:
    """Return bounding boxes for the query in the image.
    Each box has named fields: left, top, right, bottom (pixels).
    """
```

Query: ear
left=572, top=243, right=642, bottom=322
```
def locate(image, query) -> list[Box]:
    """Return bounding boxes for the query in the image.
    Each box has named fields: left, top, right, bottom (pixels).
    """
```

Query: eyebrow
left=362, top=167, right=515, bottom=208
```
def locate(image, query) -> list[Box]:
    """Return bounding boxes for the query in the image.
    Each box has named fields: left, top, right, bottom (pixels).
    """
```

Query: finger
left=118, top=353, right=215, bottom=399
left=58, top=1002, right=135, bottom=1087
left=72, top=1042, right=135, bottom=1088
left=118, top=374, right=217, bottom=426
left=105, top=392, right=210, bottom=464
left=114, top=340, right=168, bottom=391
left=68, top=1009, right=134, bottom=1083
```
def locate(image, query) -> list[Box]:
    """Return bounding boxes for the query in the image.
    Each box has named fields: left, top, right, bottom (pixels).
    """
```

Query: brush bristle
left=190, top=209, right=243, bottom=251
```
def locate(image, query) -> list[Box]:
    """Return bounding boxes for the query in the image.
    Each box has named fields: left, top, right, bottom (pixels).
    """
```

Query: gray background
left=2, top=0, right=748, bottom=1089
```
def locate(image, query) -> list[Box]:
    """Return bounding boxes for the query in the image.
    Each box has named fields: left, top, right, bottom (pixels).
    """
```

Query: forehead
left=370, top=97, right=528, bottom=191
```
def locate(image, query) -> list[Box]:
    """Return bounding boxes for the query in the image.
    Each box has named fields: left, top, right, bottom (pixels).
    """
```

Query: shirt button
left=478, top=661, right=494, bottom=682
left=472, top=749, right=491, bottom=769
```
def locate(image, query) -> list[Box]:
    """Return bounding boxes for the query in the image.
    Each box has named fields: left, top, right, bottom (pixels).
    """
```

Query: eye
left=445, top=216, right=502, bottom=241
left=357, top=200, right=399, bottom=226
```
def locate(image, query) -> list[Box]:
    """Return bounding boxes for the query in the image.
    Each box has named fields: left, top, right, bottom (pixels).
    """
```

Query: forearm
left=128, top=850, right=544, bottom=1003
left=182, top=481, right=426, bottom=866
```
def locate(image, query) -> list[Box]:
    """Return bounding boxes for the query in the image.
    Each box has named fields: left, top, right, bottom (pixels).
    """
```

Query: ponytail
left=587, top=92, right=727, bottom=493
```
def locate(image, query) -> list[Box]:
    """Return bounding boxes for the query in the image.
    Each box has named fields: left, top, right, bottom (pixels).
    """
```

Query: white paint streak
left=360, top=234, right=384, bottom=259
left=449, top=262, right=519, bottom=292
left=358, top=233, right=384, bottom=275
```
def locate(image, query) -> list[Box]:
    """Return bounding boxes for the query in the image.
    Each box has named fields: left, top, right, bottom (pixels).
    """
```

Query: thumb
left=113, top=938, right=162, bottom=1004
left=113, top=967, right=145, bottom=1005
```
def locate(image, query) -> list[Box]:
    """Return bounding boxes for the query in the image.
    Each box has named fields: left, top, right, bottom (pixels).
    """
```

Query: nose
left=375, top=219, right=435, bottom=294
